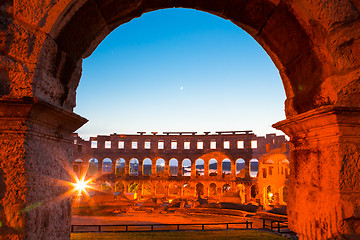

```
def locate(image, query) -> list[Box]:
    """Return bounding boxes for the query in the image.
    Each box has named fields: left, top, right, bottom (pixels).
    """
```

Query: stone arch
left=129, top=158, right=139, bottom=176
left=128, top=182, right=138, bottom=193
left=169, top=158, right=178, bottom=176
left=73, top=159, right=84, bottom=176
left=155, top=182, right=165, bottom=195
left=249, top=159, right=259, bottom=178
left=195, top=159, right=204, bottom=176
left=156, top=158, right=165, bottom=175
left=222, top=158, right=231, bottom=175
left=250, top=185, right=259, bottom=199
left=182, top=182, right=192, bottom=196
left=265, top=185, right=274, bottom=205
left=115, top=158, right=125, bottom=176
left=169, top=183, right=179, bottom=196
left=142, top=182, right=152, bottom=196
left=209, top=183, right=217, bottom=197
left=88, top=158, right=99, bottom=177
left=2, top=1, right=360, bottom=239
left=196, top=183, right=204, bottom=197
left=282, top=186, right=288, bottom=204
left=115, top=182, right=125, bottom=193
left=236, top=158, right=245, bottom=177
left=209, top=158, right=217, bottom=176
left=182, top=158, right=191, bottom=176
left=102, top=158, right=112, bottom=174
left=143, top=158, right=152, bottom=176
left=222, top=184, right=231, bottom=194
left=236, top=184, right=246, bottom=204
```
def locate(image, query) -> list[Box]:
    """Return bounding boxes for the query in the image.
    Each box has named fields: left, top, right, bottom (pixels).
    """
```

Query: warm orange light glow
left=74, top=180, right=88, bottom=193
left=71, top=175, right=94, bottom=197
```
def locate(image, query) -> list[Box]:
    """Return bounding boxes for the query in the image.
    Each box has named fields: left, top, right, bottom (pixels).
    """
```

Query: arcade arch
left=129, top=158, right=139, bottom=176
left=102, top=158, right=112, bottom=174
left=115, top=158, right=125, bottom=176
left=236, top=158, right=245, bottom=178
left=196, top=183, right=204, bottom=197
left=195, top=159, right=204, bottom=176
left=115, top=182, right=125, bottom=193
left=88, top=158, right=99, bottom=176
left=143, top=158, right=152, bottom=176
left=169, top=158, right=178, bottom=176
left=156, top=158, right=165, bottom=175
left=209, top=183, right=217, bottom=197
left=155, top=182, right=165, bottom=195
left=169, top=183, right=179, bottom=196
left=1, top=1, right=360, bottom=239
left=182, top=159, right=191, bottom=176
left=209, top=158, right=218, bottom=176
left=222, top=159, right=231, bottom=175
left=249, top=159, right=259, bottom=178
left=142, top=182, right=152, bottom=196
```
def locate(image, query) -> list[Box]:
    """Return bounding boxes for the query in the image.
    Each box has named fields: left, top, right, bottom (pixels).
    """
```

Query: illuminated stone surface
left=72, top=132, right=287, bottom=204
left=0, top=0, right=360, bottom=239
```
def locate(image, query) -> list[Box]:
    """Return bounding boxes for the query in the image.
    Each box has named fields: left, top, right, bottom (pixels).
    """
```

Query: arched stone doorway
left=1, top=1, right=360, bottom=239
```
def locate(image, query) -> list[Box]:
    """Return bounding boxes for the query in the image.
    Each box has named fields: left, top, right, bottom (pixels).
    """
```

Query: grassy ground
left=71, top=230, right=289, bottom=240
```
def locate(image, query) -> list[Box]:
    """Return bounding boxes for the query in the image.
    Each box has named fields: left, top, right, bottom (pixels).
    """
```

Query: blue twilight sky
left=74, top=8, right=286, bottom=139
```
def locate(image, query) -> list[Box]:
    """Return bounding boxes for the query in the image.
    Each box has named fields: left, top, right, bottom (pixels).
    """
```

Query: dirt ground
left=72, top=211, right=264, bottom=228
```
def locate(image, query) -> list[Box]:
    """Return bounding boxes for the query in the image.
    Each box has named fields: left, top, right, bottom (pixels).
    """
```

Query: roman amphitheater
left=1, top=1, right=360, bottom=239
left=72, top=131, right=289, bottom=206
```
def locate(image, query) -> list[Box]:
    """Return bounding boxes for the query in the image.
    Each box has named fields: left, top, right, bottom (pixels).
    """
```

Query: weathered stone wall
left=0, top=98, right=87, bottom=239
left=1, top=0, right=360, bottom=239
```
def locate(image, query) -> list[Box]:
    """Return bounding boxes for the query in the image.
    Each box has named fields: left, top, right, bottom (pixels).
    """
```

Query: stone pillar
left=164, top=159, right=170, bottom=176
left=178, top=162, right=183, bottom=176
left=124, top=159, right=129, bottom=176
left=138, top=160, right=143, bottom=176
left=151, top=160, right=156, bottom=177
left=217, top=160, right=221, bottom=176
left=0, top=97, right=87, bottom=240
left=191, top=160, right=196, bottom=178
left=244, top=158, right=251, bottom=179
left=204, top=159, right=209, bottom=177
left=274, top=106, right=360, bottom=239
left=231, top=160, right=236, bottom=178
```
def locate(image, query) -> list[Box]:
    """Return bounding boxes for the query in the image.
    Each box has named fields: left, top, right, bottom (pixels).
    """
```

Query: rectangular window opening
left=197, top=141, right=203, bottom=149
left=91, top=141, right=97, bottom=149
left=105, top=141, right=111, bottom=149
left=251, top=140, right=258, bottom=149
left=171, top=141, right=177, bottom=149
left=158, top=141, right=164, bottom=149
left=144, top=141, right=151, bottom=149
left=132, top=141, right=138, bottom=149
left=223, top=141, right=230, bottom=149
left=237, top=140, right=244, bottom=149
left=184, top=141, right=190, bottom=149
left=118, top=141, right=124, bottom=149
left=210, top=141, right=216, bottom=149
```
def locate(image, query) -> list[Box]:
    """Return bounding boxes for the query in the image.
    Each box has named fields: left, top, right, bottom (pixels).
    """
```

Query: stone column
left=138, top=160, right=143, bottom=176
left=231, top=160, right=236, bottom=178
left=274, top=106, right=360, bottom=240
left=204, top=159, right=209, bottom=177
left=124, top=159, right=129, bottom=176
left=191, top=160, right=196, bottom=178
left=244, top=158, right=251, bottom=179
left=0, top=97, right=87, bottom=240
left=151, top=160, right=156, bottom=177
left=178, top=163, right=182, bottom=176
left=217, top=160, right=221, bottom=177
left=164, top=159, right=170, bottom=176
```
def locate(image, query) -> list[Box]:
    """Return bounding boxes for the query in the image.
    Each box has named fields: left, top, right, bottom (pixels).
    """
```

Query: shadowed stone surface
left=0, top=0, right=360, bottom=239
